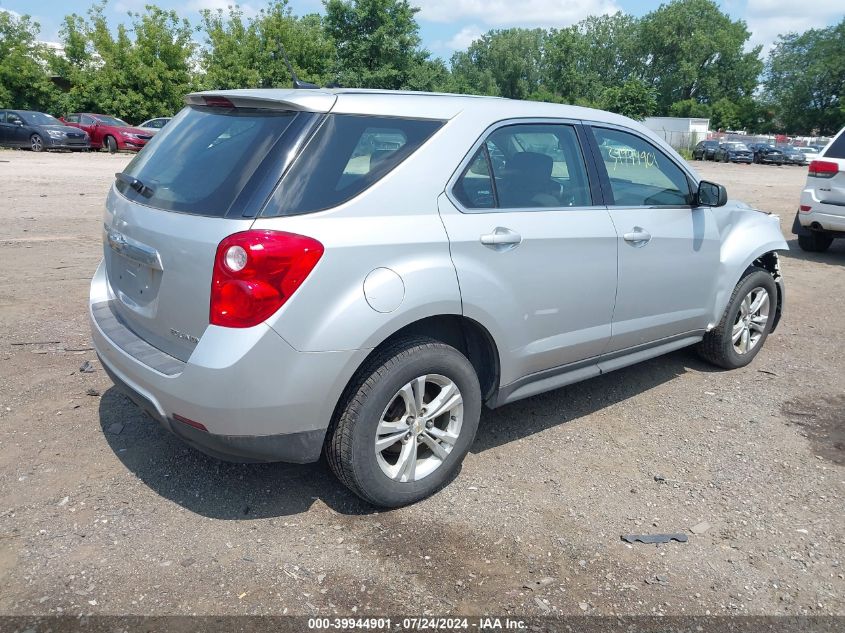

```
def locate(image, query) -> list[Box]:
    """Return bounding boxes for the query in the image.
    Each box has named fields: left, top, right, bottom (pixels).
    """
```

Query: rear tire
left=797, top=232, right=833, bottom=252
left=326, top=337, right=481, bottom=508
left=696, top=267, right=777, bottom=370
left=104, top=135, right=117, bottom=154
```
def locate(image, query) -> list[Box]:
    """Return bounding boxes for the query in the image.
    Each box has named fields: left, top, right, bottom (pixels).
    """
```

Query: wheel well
left=751, top=251, right=783, bottom=331
left=366, top=315, right=500, bottom=403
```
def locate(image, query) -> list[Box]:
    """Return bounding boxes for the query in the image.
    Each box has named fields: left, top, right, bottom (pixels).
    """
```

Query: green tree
left=599, top=79, right=657, bottom=120
left=668, top=98, right=712, bottom=118
left=639, top=0, right=762, bottom=110
left=54, top=3, right=196, bottom=123
left=764, top=19, right=845, bottom=135
left=449, top=28, right=545, bottom=99
left=710, top=97, right=741, bottom=130
left=324, top=0, right=437, bottom=90
left=0, top=10, right=56, bottom=111
left=200, top=2, right=335, bottom=90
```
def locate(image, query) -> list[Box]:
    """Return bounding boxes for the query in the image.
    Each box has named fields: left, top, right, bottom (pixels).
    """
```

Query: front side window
left=591, top=127, right=691, bottom=207
left=264, top=114, right=444, bottom=216
left=6, top=112, right=23, bottom=125
left=453, top=123, right=592, bottom=211
left=80, top=115, right=94, bottom=125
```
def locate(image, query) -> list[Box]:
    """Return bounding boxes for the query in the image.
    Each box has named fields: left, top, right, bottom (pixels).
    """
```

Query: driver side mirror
left=12, top=119, right=23, bottom=126
left=696, top=180, right=728, bottom=207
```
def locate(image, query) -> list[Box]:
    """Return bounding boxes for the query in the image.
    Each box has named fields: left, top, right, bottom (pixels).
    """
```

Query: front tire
left=797, top=232, right=833, bottom=252
left=696, top=267, right=777, bottom=369
left=30, top=134, right=44, bottom=152
left=104, top=135, right=118, bottom=154
left=326, top=337, right=482, bottom=507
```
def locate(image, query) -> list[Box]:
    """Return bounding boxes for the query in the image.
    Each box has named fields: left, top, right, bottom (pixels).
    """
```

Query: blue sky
left=2, top=0, right=844, bottom=59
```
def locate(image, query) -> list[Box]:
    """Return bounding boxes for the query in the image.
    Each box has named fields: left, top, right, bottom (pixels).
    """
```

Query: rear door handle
left=623, top=227, right=652, bottom=247
left=480, top=227, right=522, bottom=251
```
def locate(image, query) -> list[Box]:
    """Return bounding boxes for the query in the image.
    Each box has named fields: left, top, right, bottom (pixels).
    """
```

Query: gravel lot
left=0, top=149, right=842, bottom=618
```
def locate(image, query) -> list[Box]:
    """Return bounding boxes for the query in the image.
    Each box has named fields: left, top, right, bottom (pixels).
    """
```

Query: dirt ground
left=0, top=149, right=842, bottom=618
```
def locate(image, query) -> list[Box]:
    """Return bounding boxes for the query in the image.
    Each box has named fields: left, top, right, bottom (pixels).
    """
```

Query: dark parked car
left=751, top=144, right=784, bottom=165
left=776, top=145, right=807, bottom=165
left=0, top=110, right=89, bottom=152
left=692, top=140, right=720, bottom=161
left=60, top=113, right=152, bottom=153
left=714, top=141, right=753, bottom=164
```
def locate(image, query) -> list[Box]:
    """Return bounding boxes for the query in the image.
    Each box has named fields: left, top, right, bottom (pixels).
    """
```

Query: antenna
left=277, top=41, right=318, bottom=89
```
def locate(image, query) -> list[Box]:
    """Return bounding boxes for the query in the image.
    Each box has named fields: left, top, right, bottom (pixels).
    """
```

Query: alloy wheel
left=732, top=287, right=769, bottom=355
left=374, top=374, right=464, bottom=482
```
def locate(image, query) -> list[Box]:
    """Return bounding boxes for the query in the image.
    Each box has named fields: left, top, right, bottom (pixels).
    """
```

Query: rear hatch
left=103, top=97, right=327, bottom=361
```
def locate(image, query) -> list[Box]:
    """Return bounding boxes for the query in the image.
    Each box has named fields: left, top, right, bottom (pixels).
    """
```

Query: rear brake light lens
left=210, top=230, right=324, bottom=328
left=808, top=160, right=838, bottom=178
left=799, top=205, right=812, bottom=213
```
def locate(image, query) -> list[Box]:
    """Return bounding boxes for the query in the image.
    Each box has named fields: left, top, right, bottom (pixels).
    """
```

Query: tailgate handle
left=105, top=225, right=163, bottom=270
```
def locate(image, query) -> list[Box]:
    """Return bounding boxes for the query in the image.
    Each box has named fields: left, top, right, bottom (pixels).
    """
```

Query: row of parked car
left=692, top=139, right=822, bottom=165
left=0, top=109, right=171, bottom=153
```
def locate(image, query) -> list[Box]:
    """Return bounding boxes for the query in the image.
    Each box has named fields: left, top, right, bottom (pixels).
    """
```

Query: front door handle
left=480, top=227, right=522, bottom=251
left=623, top=227, right=652, bottom=247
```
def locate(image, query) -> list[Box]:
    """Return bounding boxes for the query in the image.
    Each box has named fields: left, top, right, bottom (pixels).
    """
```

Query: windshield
left=95, top=115, right=129, bottom=127
left=117, top=105, right=312, bottom=217
left=22, top=112, right=61, bottom=126
left=725, top=143, right=749, bottom=150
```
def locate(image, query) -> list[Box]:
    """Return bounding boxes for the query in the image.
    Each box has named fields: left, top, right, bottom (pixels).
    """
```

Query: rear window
left=117, top=106, right=312, bottom=217
left=263, top=114, right=444, bottom=216
left=823, top=131, right=845, bottom=159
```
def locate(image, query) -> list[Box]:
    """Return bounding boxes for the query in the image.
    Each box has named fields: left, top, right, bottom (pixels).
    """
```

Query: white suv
left=793, top=127, right=845, bottom=252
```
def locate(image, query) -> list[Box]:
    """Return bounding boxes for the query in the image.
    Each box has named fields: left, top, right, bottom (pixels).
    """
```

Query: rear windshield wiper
left=115, top=172, right=154, bottom=198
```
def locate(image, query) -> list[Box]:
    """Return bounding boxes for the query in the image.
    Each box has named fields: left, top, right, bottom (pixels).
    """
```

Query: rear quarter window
left=823, top=131, right=845, bottom=159
left=263, top=114, right=444, bottom=217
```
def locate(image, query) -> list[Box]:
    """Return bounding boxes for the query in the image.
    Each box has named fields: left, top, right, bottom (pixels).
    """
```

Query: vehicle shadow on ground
left=471, top=347, right=717, bottom=453
left=98, top=348, right=718, bottom=519
left=780, top=238, right=845, bottom=265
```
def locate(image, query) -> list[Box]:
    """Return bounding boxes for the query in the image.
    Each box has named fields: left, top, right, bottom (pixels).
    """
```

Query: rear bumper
left=797, top=193, right=845, bottom=233
left=89, top=261, right=368, bottom=463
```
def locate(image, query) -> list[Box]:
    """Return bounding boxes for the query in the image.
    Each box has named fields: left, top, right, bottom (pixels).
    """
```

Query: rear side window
left=264, top=115, right=443, bottom=216
left=0, top=112, right=6, bottom=123
left=117, top=106, right=312, bottom=217
left=454, top=123, right=592, bottom=210
left=65, top=114, right=79, bottom=123
left=591, top=127, right=691, bottom=207
left=823, top=131, right=845, bottom=159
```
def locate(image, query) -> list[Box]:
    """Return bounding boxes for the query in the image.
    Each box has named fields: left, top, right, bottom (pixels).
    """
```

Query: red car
left=60, top=113, right=152, bottom=152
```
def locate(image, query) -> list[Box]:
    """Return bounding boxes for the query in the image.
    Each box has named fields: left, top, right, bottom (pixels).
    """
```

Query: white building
left=642, top=116, right=711, bottom=150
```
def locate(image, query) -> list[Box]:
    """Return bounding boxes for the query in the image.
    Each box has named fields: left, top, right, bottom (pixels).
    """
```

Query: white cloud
left=745, top=0, right=845, bottom=53
left=185, top=0, right=258, bottom=16
left=417, top=0, right=621, bottom=27
left=446, top=24, right=484, bottom=50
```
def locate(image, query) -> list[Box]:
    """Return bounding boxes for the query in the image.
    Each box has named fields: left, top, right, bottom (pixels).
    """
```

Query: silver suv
left=793, top=126, right=845, bottom=252
left=90, top=89, right=787, bottom=506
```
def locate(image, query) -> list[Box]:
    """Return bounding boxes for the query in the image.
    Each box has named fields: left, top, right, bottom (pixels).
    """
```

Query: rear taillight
left=210, top=230, right=324, bottom=328
left=808, top=160, right=838, bottom=178
left=799, top=205, right=812, bottom=213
